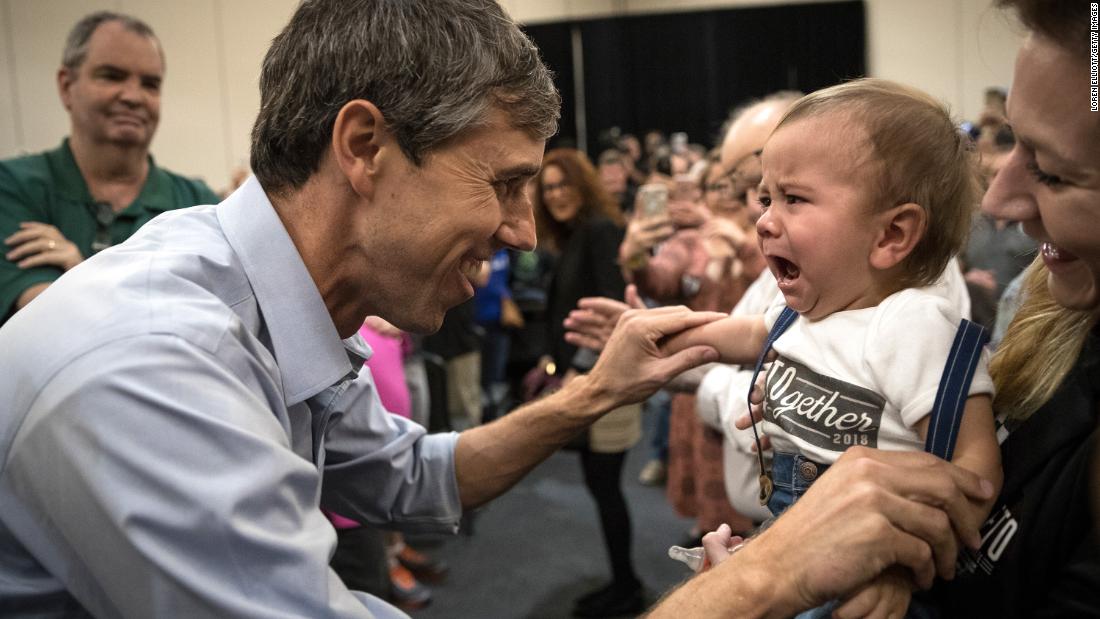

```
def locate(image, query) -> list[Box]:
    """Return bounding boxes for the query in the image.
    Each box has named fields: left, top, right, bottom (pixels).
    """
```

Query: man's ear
left=869, top=202, right=926, bottom=271
left=330, top=99, right=389, bottom=199
left=57, top=67, right=75, bottom=111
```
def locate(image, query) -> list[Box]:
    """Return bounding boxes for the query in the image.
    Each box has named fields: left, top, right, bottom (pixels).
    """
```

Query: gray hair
left=62, top=11, right=161, bottom=72
left=250, top=0, right=560, bottom=194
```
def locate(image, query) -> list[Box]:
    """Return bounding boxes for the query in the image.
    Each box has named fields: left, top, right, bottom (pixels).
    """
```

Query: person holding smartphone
left=617, top=153, right=768, bottom=553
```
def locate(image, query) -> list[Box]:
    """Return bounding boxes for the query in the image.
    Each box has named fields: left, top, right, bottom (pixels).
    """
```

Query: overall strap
left=923, top=319, right=989, bottom=461
left=747, top=306, right=798, bottom=504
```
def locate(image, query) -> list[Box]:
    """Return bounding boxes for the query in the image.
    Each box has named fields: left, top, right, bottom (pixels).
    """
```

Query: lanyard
left=746, top=306, right=798, bottom=504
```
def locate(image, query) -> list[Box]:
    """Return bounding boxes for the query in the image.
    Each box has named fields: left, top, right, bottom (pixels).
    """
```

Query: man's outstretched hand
left=582, top=304, right=725, bottom=409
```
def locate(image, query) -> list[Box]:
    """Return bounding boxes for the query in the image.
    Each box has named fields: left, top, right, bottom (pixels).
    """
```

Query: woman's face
left=540, top=164, right=583, bottom=224
left=983, top=35, right=1100, bottom=312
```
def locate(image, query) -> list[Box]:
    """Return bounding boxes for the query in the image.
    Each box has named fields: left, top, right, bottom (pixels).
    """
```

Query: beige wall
left=866, top=0, right=1022, bottom=121
left=0, top=0, right=1021, bottom=191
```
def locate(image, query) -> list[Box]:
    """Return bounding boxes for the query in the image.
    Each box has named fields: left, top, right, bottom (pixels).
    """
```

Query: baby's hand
left=735, top=372, right=773, bottom=454
left=700, top=523, right=744, bottom=570
left=833, top=567, right=912, bottom=619
left=668, top=524, right=745, bottom=573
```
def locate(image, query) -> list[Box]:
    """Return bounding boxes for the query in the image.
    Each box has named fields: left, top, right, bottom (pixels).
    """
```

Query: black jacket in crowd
left=935, top=326, right=1100, bottom=616
left=544, top=215, right=625, bottom=371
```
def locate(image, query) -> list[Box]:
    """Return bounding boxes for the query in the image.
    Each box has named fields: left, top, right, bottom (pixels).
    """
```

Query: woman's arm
left=618, top=213, right=675, bottom=282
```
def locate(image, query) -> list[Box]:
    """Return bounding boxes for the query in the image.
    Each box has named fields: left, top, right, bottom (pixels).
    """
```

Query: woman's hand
left=563, top=284, right=644, bottom=351
left=832, top=567, right=915, bottom=619
left=700, top=523, right=744, bottom=570
left=700, top=217, right=747, bottom=260
left=619, top=213, right=674, bottom=266
left=735, top=360, right=773, bottom=454
left=668, top=199, right=710, bottom=229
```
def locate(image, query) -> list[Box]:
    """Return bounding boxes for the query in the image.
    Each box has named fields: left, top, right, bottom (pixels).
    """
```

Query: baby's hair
left=776, top=78, right=978, bottom=289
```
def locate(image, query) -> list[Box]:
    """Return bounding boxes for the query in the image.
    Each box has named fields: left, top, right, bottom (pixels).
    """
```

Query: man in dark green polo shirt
left=0, top=11, right=217, bottom=323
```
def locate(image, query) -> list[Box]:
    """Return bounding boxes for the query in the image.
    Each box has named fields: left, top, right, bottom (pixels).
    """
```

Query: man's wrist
left=649, top=545, right=782, bottom=619
left=715, top=542, right=793, bottom=619
left=562, top=372, right=620, bottom=418
left=734, top=528, right=834, bottom=618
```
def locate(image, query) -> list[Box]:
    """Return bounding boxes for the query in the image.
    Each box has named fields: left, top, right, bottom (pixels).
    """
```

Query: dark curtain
left=521, top=22, right=577, bottom=150
left=525, top=1, right=866, bottom=154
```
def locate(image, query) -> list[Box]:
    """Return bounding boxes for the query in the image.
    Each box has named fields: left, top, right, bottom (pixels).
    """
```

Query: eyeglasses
left=542, top=181, right=571, bottom=194
left=704, top=181, right=734, bottom=196
left=724, top=150, right=763, bottom=200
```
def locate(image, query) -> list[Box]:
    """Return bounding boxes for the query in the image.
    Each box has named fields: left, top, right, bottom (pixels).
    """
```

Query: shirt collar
left=46, top=138, right=177, bottom=214
left=217, top=175, right=362, bottom=405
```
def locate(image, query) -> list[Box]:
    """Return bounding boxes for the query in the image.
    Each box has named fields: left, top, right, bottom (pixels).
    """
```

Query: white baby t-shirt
left=759, top=287, right=994, bottom=464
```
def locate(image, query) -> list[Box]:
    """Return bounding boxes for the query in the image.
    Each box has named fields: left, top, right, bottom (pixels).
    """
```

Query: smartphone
left=637, top=183, right=668, bottom=218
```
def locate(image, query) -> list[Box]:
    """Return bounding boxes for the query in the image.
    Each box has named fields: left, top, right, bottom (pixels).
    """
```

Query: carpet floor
left=406, top=407, right=697, bottom=619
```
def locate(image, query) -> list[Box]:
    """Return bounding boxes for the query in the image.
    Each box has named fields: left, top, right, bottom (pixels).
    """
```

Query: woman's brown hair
left=996, top=0, right=1090, bottom=56
left=532, top=148, right=623, bottom=252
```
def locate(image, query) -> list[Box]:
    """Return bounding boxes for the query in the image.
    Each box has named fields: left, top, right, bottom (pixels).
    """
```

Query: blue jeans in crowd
left=644, top=390, right=671, bottom=462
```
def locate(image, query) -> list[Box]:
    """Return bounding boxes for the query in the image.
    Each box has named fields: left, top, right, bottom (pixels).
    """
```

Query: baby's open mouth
left=773, top=256, right=800, bottom=283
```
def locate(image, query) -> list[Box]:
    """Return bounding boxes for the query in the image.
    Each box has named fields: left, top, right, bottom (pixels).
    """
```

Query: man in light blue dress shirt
left=0, top=0, right=994, bottom=617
